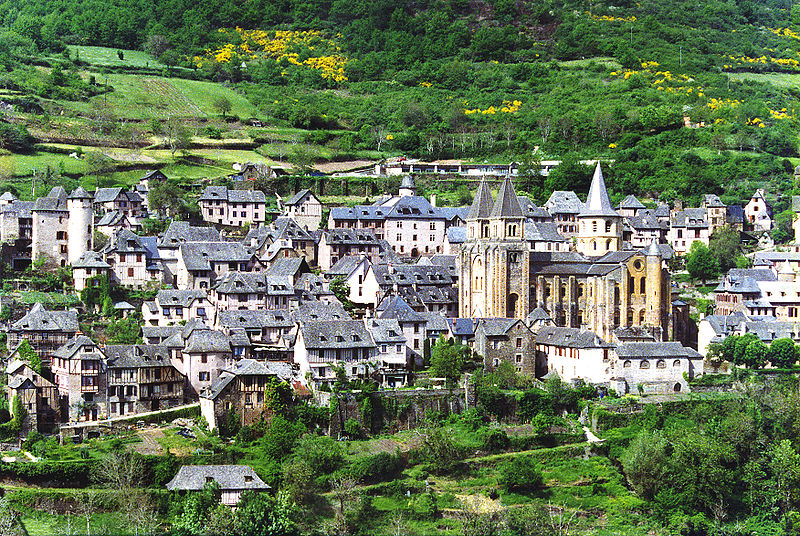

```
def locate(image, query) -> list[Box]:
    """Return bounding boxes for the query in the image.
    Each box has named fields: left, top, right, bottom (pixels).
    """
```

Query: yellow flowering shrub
left=197, top=28, right=348, bottom=82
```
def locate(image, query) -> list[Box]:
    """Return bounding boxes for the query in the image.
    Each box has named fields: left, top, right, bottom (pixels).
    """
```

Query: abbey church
left=459, top=164, right=671, bottom=343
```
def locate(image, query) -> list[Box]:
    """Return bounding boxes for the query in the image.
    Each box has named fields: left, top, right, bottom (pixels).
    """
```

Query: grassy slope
left=67, top=45, right=165, bottom=68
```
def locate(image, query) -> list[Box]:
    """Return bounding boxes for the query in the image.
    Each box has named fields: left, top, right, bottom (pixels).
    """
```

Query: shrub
left=498, top=456, right=543, bottom=493
left=482, top=428, right=511, bottom=453
left=348, top=452, right=405, bottom=484
left=343, top=418, right=363, bottom=439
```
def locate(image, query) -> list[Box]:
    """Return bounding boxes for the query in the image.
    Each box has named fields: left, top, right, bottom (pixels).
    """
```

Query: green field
left=727, top=71, right=800, bottom=89
left=62, top=74, right=260, bottom=120
left=67, top=45, right=164, bottom=69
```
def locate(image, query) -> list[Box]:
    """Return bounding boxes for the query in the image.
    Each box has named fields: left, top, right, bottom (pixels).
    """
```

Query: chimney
left=430, top=194, right=437, bottom=207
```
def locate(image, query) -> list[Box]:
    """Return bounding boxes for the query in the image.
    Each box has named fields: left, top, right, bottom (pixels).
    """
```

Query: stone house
left=50, top=336, right=107, bottom=422
left=293, top=320, right=376, bottom=386
left=101, top=229, right=162, bottom=288
left=612, top=341, right=703, bottom=395
left=617, top=195, right=645, bottom=218
left=95, top=210, right=139, bottom=238
left=475, top=318, right=537, bottom=376
left=209, top=272, right=295, bottom=313
left=143, top=289, right=212, bottom=326
left=215, top=309, right=294, bottom=360
left=668, top=208, right=710, bottom=255
left=376, top=295, right=428, bottom=358
left=365, top=318, right=409, bottom=387
left=0, top=193, right=33, bottom=269
left=166, top=465, right=270, bottom=506
left=247, top=218, right=318, bottom=267
left=157, top=222, right=222, bottom=286
left=72, top=251, right=111, bottom=292
left=199, top=187, right=267, bottom=227
left=543, top=190, right=584, bottom=238
left=326, top=255, right=373, bottom=306
left=534, top=326, right=613, bottom=383
left=175, top=242, right=256, bottom=290
left=281, top=189, right=323, bottom=231
left=5, top=359, right=59, bottom=432
left=745, top=189, right=772, bottom=232
left=200, top=359, right=293, bottom=431
left=367, top=263, right=458, bottom=315
left=31, top=186, right=93, bottom=267
left=701, top=194, right=727, bottom=235
left=7, top=303, right=79, bottom=365
left=317, top=228, right=392, bottom=272
left=93, top=188, right=145, bottom=220
left=106, top=344, right=185, bottom=415
left=176, top=329, right=236, bottom=397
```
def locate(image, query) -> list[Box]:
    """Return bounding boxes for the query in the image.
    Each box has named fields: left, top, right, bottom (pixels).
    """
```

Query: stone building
left=281, top=189, right=323, bottom=231
left=460, top=166, right=671, bottom=344
left=474, top=318, right=537, bottom=376
left=200, top=359, right=293, bottom=431
left=143, top=289, right=211, bottom=326
left=7, top=303, right=79, bottom=365
left=72, top=251, right=111, bottom=292
left=199, top=187, right=267, bottom=227
left=5, top=359, right=59, bottom=432
left=106, top=344, right=185, bottom=415
left=31, top=186, right=93, bottom=267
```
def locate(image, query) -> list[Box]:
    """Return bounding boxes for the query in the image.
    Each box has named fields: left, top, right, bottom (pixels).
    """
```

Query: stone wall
left=327, top=383, right=475, bottom=438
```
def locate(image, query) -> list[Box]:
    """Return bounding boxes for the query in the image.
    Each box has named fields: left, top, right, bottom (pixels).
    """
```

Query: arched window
left=639, top=310, right=646, bottom=324
left=674, top=383, right=682, bottom=392
left=472, top=258, right=483, bottom=291
left=673, top=359, right=681, bottom=367
left=606, top=238, right=613, bottom=250
left=623, top=360, right=632, bottom=368
left=507, top=293, right=518, bottom=317
left=593, top=240, right=597, bottom=251
left=640, top=277, right=646, bottom=294
left=640, top=360, right=650, bottom=369
left=656, top=359, right=666, bottom=369
left=578, top=284, right=584, bottom=298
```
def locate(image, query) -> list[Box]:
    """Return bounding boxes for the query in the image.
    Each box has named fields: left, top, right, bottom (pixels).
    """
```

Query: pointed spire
left=646, top=239, right=661, bottom=257
left=467, top=179, right=495, bottom=220
left=579, top=162, right=619, bottom=217
left=490, top=177, right=524, bottom=218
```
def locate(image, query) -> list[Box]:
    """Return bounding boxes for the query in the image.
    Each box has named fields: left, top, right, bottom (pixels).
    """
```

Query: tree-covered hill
left=1, top=0, right=800, bottom=213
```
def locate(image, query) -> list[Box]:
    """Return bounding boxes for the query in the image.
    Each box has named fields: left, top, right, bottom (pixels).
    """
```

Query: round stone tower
left=67, top=187, right=94, bottom=265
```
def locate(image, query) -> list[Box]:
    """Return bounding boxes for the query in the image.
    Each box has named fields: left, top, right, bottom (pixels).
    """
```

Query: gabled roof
left=11, top=303, right=79, bottom=333
left=525, top=221, right=567, bottom=242
left=618, top=195, right=644, bottom=209
left=166, top=465, right=270, bottom=491
left=156, top=289, right=207, bottom=308
left=467, top=180, right=495, bottom=220
left=376, top=295, right=426, bottom=323
left=447, top=318, right=475, bottom=336
left=106, top=344, right=172, bottom=368
left=285, top=189, right=319, bottom=206
left=52, top=335, right=101, bottom=360
left=199, top=186, right=266, bottom=203
left=446, top=226, right=467, bottom=244
left=295, top=300, right=351, bottom=322
left=579, top=163, right=619, bottom=217
left=33, top=187, right=68, bottom=212
left=300, top=320, right=375, bottom=349
left=615, top=342, right=702, bottom=359
left=490, top=177, right=524, bottom=218
left=328, top=255, right=370, bottom=278
left=69, top=186, right=93, bottom=200
left=478, top=318, right=525, bottom=337
left=545, top=191, right=584, bottom=215
left=183, top=330, right=232, bottom=354
left=217, top=309, right=293, bottom=330
left=159, top=222, right=221, bottom=248
left=73, top=251, right=111, bottom=269
left=535, top=326, right=612, bottom=348
left=364, top=318, right=406, bottom=344
left=180, top=242, right=252, bottom=271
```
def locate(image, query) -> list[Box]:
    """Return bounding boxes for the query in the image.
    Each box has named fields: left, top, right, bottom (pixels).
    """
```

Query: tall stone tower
left=460, top=177, right=529, bottom=319
left=644, top=239, right=666, bottom=337
left=576, top=163, right=622, bottom=257
left=67, top=187, right=93, bottom=265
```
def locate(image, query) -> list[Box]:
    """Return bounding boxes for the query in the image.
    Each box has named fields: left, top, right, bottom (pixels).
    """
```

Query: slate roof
left=702, top=313, right=748, bottom=336
left=266, top=257, right=307, bottom=279
left=0, top=200, right=33, bottom=217
left=106, top=344, right=172, bottom=368
left=332, top=195, right=465, bottom=222
left=96, top=211, right=130, bottom=227
left=447, top=318, right=475, bottom=336
left=180, top=242, right=252, bottom=270
left=217, top=309, right=293, bottom=330
left=612, top=326, right=656, bottom=341
left=727, top=205, right=744, bottom=224
left=545, top=191, right=584, bottom=215
left=295, top=301, right=350, bottom=322
left=68, top=186, right=92, bottom=200
left=527, top=307, right=552, bottom=323
left=426, top=255, right=458, bottom=277
left=51, top=335, right=100, bottom=360
left=300, top=320, right=375, bottom=349
left=365, top=318, right=406, bottom=343
left=625, top=211, right=663, bottom=231
left=159, top=222, right=221, bottom=248
left=224, top=358, right=293, bottom=380
left=105, top=229, right=148, bottom=254
left=372, top=264, right=454, bottom=288
left=328, top=256, right=369, bottom=278
left=0, top=192, right=17, bottom=201
left=535, top=326, right=611, bottom=348
left=11, top=303, right=78, bottom=333
left=166, top=465, right=270, bottom=491
left=618, top=195, right=645, bottom=210
left=33, top=187, right=68, bottom=212
left=714, top=274, right=762, bottom=294
left=94, top=187, right=126, bottom=204
left=285, top=189, right=319, bottom=206
left=672, top=208, right=708, bottom=228
left=156, top=289, right=206, bottom=308
left=446, top=226, right=467, bottom=244
left=377, top=295, right=427, bottom=323
left=579, top=163, right=619, bottom=217
left=183, top=330, right=232, bottom=353
left=615, top=342, right=702, bottom=359
left=490, top=177, right=524, bottom=218
left=73, top=251, right=110, bottom=269
left=322, top=228, right=381, bottom=245
left=727, top=268, right=777, bottom=282
left=199, top=186, right=266, bottom=203
left=702, top=194, right=725, bottom=208
left=269, top=218, right=314, bottom=241
left=525, top=221, right=567, bottom=242
left=479, top=318, right=521, bottom=337
left=468, top=180, right=495, bottom=220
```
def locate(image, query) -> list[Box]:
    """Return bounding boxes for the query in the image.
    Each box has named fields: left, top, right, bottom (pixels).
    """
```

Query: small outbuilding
left=166, top=465, right=270, bottom=506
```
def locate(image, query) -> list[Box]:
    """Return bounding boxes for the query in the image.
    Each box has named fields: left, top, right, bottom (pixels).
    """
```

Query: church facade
left=459, top=165, right=671, bottom=343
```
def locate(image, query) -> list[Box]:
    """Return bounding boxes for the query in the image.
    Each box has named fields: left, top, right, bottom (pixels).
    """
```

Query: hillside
left=0, top=0, right=798, bottom=211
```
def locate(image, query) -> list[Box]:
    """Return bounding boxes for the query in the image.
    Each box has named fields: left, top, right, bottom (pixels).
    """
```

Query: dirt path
left=129, top=428, right=165, bottom=455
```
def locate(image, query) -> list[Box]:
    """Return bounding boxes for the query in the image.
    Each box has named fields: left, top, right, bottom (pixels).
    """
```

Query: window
left=201, top=354, right=208, bottom=364
left=127, top=268, right=134, bottom=277
left=60, top=245, right=68, bottom=254
left=56, top=231, right=67, bottom=240
left=640, top=360, right=650, bottom=369
left=199, top=372, right=210, bottom=381
left=516, top=337, right=522, bottom=348
left=605, top=221, right=612, bottom=233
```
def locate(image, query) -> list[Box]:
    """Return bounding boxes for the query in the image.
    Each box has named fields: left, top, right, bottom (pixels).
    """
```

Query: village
left=0, top=160, right=789, bottom=437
